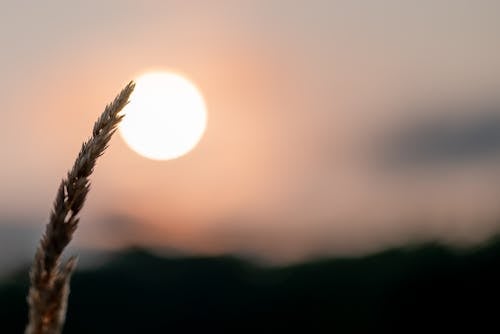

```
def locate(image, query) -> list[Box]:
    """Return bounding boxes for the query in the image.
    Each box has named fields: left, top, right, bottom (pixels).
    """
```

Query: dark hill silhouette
left=2, top=240, right=500, bottom=333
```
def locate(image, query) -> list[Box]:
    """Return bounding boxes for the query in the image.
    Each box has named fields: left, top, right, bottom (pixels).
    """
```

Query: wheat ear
left=25, top=81, right=135, bottom=334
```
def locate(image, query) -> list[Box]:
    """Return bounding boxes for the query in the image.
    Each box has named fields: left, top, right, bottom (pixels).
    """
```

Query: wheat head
left=25, top=81, right=135, bottom=334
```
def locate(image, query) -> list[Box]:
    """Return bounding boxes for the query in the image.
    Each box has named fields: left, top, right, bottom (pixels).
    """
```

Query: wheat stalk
left=25, top=81, right=135, bottom=334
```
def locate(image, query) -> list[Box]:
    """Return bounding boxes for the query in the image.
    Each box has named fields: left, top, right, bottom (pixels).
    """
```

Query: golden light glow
left=119, top=71, right=207, bottom=160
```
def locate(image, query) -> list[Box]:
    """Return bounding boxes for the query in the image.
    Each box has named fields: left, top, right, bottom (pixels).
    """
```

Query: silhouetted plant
left=25, top=82, right=135, bottom=334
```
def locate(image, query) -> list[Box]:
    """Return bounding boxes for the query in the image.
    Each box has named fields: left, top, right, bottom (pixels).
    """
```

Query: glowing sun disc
left=119, top=71, right=207, bottom=160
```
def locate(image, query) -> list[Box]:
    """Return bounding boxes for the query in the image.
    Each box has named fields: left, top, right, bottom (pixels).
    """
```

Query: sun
left=119, top=71, right=207, bottom=160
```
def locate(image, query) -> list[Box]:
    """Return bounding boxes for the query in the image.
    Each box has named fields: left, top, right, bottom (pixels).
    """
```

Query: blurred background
left=1, top=1, right=500, bottom=332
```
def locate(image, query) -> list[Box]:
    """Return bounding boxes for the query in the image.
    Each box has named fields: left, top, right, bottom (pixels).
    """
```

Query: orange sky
left=2, top=1, right=500, bottom=263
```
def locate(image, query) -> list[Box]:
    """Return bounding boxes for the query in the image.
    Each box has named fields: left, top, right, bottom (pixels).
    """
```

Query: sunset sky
left=2, top=1, right=500, bottom=267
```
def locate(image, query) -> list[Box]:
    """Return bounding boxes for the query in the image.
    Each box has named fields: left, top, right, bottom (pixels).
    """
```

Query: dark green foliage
left=3, top=241, right=500, bottom=333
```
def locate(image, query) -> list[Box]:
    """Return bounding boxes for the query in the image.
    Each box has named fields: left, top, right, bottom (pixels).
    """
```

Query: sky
left=1, top=0, right=500, bottom=265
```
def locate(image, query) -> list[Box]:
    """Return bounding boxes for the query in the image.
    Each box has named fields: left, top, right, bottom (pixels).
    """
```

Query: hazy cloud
left=378, top=104, right=500, bottom=168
